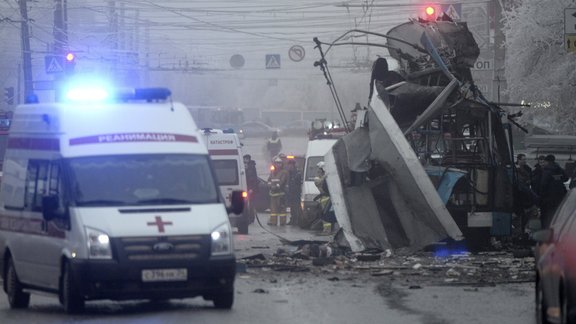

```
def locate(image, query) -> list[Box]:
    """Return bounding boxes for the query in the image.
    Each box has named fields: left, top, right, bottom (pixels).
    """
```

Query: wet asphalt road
left=0, top=221, right=535, bottom=323
left=0, top=137, right=536, bottom=323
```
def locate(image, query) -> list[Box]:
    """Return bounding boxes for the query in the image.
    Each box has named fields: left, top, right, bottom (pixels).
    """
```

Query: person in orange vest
left=267, top=157, right=288, bottom=226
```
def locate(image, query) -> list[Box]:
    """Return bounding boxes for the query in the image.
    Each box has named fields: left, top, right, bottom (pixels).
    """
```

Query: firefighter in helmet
left=267, top=157, right=288, bottom=226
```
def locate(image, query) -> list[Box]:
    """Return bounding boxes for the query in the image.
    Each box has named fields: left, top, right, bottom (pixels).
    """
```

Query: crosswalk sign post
left=44, top=55, right=64, bottom=74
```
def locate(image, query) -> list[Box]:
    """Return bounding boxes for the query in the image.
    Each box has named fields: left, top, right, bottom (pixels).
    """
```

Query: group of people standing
left=515, top=153, right=572, bottom=230
left=243, top=152, right=303, bottom=228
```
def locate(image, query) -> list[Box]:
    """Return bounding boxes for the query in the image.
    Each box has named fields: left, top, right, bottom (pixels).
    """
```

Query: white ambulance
left=0, top=87, right=243, bottom=313
left=200, top=129, right=252, bottom=234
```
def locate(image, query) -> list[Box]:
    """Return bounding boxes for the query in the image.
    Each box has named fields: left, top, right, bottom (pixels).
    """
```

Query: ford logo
left=153, top=242, right=174, bottom=253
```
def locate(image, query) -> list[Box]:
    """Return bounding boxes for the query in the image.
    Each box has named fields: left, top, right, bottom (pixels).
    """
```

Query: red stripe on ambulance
left=69, top=133, right=198, bottom=145
left=208, top=149, right=239, bottom=155
left=0, top=214, right=65, bottom=238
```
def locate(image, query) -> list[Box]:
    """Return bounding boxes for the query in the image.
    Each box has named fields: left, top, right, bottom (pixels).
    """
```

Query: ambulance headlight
left=85, top=227, right=112, bottom=259
left=211, top=223, right=232, bottom=256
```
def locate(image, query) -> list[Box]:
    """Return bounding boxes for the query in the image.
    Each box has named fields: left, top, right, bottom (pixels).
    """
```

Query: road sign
left=471, top=58, right=494, bottom=71
left=265, top=54, right=281, bottom=69
left=441, top=3, right=461, bottom=21
left=565, top=8, right=576, bottom=34
left=566, top=34, right=576, bottom=53
left=230, top=54, right=245, bottom=68
left=44, top=55, right=64, bottom=74
left=288, top=45, right=305, bottom=62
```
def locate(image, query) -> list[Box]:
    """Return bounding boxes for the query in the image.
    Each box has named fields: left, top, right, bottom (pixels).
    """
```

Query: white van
left=0, top=87, right=243, bottom=313
left=301, top=138, right=337, bottom=228
left=201, top=129, right=253, bottom=234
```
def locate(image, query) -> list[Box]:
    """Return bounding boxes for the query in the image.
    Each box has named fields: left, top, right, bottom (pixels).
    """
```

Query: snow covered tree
left=503, top=0, right=576, bottom=134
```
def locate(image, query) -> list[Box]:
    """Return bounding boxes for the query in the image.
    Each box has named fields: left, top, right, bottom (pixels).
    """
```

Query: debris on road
left=239, top=242, right=535, bottom=287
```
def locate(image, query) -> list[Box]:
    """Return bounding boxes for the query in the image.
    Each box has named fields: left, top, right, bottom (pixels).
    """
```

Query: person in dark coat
left=514, top=154, right=537, bottom=232
left=243, top=154, right=259, bottom=194
left=538, top=154, right=568, bottom=228
left=531, top=155, right=546, bottom=197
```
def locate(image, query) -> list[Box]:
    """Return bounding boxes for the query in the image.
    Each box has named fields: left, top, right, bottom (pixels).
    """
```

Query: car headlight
left=211, top=223, right=233, bottom=256
left=85, top=227, right=112, bottom=259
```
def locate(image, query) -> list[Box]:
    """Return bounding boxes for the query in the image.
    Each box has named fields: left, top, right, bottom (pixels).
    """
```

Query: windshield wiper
left=76, top=200, right=128, bottom=206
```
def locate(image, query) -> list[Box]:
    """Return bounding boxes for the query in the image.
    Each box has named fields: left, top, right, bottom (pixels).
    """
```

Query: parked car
left=279, top=120, right=310, bottom=136
left=238, top=121, right=279, bottom=139
left=533, top=188, right=576, bottom=324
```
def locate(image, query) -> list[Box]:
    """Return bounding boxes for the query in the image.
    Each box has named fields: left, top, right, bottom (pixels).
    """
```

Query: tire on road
left=61, top=261, right=85, bottom=314
left=211, top=289, right=234, bottom=309
left=6, top=257, right=30, bottom=309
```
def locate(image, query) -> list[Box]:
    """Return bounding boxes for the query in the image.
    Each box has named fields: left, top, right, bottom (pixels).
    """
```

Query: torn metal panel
left=325, top=86, right=463, bottom=252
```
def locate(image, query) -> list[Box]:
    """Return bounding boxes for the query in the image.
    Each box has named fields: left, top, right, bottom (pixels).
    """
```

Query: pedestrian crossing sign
left=266, top=54, right=281, bottom=69
left=44, top=55, right=64, bottom=74
left=441, top=4, right=461, bottom=21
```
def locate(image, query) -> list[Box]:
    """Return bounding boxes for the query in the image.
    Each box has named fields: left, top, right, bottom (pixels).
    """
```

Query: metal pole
left=19, top=0, right=33, bottom=98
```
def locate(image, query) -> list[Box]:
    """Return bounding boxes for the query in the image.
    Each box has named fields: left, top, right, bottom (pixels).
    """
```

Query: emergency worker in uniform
left=286, top=159, right=303, bottom=226
left=267, top=157, right=288, bottom=226
left=266, top=131, right=283, bottom=161
left=314, top=161, right=336, bottom=234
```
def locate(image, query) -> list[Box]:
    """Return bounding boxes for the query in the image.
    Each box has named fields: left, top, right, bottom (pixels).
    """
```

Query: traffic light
left=64, top=51, right=76, bottom=74
left=422, top=5, right=438, bottom=21
left=4, top=86, right=14, bottom=105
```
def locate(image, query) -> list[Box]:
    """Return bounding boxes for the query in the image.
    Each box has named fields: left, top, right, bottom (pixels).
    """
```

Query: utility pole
left=53, top=0, right=68, bottom=101
left=19, top=0, right=33, bottom=98
left=493, top=0, right=507, bottom=103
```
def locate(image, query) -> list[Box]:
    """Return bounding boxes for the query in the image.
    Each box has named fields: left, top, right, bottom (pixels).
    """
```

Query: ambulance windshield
left=65, top=154, right=219, bottom=206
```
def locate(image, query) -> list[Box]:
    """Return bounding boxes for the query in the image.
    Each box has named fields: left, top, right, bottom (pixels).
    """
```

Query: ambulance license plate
left=142, top=269, right=187, bottom=282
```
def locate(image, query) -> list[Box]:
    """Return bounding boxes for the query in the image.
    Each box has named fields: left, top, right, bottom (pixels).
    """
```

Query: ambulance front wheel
left=212, top=289, right=234, bottom=309
left=6, top=257, right=30, bottom=309
left=61, top=261, right=85, bottom=314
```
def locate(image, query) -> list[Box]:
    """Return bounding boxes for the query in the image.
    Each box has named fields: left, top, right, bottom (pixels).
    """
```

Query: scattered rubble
left=240, top=241, right=536, bottom=287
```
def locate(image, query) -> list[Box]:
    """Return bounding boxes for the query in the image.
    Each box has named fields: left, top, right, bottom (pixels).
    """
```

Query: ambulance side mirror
left=42, top=195, right=61, bottom=221
left=227, top=190, right=244, bottom=215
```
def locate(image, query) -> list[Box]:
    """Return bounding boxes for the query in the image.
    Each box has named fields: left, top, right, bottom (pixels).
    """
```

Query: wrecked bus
left=315, top=15, right=517, bottom=250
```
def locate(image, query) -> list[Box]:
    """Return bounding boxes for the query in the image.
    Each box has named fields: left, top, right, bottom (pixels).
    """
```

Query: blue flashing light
left=25, top=94, right=39, bottom=104
left=114, top=88, right=172, bottom=101
left=223, top=128, right=235, bottom=134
